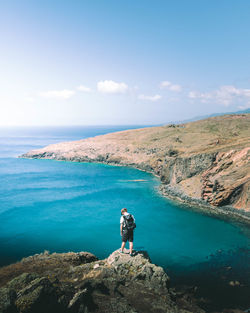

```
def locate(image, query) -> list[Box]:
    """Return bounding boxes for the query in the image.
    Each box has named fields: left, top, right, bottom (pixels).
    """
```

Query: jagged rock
left=0, top=250, right=205, bottom=313
left=107, top=250, right=170, bottom=292
left=67, top=289, right=88, bottom=312
left=7, top=273, right=40, bottom=291
left=15, top=277, right=61, bottom=313
left=0, top=251, right=98, bottom=289
left=0, top=287, right=17, bottom=313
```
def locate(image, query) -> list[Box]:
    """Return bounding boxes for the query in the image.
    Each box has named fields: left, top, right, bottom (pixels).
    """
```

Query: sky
left=1, top=0, right=250, bottom=126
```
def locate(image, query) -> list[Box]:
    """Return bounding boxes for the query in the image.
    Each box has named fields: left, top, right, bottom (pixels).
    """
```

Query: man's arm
left=120, top=216, right=124, bottom=236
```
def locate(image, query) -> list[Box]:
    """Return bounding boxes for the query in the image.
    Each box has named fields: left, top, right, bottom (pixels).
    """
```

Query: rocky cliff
left=20, top=114, right=250, bottom=221
left=0, top=250, right=204, bottom=313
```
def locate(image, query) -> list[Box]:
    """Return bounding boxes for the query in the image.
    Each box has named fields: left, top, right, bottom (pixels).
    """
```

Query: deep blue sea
left=0, top=126, right=249, bottom=310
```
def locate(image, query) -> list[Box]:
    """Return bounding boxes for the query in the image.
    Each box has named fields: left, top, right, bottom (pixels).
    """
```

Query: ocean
left=0, top=126, right=249, bottom=310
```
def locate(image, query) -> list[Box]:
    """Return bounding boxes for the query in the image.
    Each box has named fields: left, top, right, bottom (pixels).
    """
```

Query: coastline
left=159, top=183, right=250, bottom=226
left=18, top=114, right=250, bottom=227
left=20, top=155, right=250, bottom=226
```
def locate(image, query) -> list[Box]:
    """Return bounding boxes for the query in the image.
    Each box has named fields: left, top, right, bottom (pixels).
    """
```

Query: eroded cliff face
left=201, top=148, right=250, bottom=209
left=0, top=250, right=204, bottom=313
left=159, top=153, right=217, bottom=184
left=20, top=114, right=250, bottom=214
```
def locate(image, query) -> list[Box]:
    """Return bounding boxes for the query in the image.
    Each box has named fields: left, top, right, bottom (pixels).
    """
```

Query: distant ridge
left=168, top=108, right=250, bottom=125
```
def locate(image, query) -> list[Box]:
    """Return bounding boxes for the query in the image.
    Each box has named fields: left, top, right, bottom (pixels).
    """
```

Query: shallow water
left=0, top=126, right=249, bottom=310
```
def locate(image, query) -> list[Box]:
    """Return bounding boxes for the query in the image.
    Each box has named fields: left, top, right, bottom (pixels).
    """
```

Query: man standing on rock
left=120, top=208, right=136, bottom=256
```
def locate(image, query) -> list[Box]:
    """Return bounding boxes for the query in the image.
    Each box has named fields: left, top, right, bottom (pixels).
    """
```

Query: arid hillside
left=21, top=114, right=250, bottom=215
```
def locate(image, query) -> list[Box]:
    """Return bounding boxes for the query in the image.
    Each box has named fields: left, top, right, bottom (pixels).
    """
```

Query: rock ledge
left=0, top=250, right=204, bottom=313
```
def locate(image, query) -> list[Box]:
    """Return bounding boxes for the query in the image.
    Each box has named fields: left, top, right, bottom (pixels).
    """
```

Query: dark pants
left=122, top=229, right=134, bottom=243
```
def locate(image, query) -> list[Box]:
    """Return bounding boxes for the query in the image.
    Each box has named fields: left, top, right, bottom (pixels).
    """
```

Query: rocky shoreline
left=159, top=184, right=250, bottom=225
left=20, top=153, right=250, bottom=226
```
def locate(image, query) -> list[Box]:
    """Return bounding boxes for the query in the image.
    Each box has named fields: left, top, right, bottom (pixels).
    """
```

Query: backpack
left=123, top=214, right=136, bottom=230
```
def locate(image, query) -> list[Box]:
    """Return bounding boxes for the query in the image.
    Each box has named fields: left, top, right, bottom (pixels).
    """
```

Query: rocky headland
left=20, top=114, right=250, bottom=223
left=0, top=250, right=205, bottom=313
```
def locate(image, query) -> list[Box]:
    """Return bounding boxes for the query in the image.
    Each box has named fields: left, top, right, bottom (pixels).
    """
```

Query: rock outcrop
left=0, top=250, right=204, bottom=313
left=20, top=114, right=250, bottom=219
left=201, top=148, right=250, bottom=208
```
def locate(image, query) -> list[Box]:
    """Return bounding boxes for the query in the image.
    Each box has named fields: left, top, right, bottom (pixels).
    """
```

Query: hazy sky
left=1, top=0, right=250, bottom=126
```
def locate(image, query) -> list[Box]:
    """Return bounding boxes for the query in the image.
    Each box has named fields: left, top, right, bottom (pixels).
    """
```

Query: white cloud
left=161, top=81, right=171, bottom=88
left=138, top=94, right=162, bottom=101
left=237, top=103, right=250, bottom=110
left=188, top=85, right=250, bottom=106
left=188, top=91, right=212, bottom=102
left=188, top=91, right=198, bottom=99
left=97, top=80, right=128, bottom=94
left=169, top=84, right=182, bottom=92
left=25, top=96, right=35, bottom=103
left=77, top=85, right=92, bottom=92
left=39, top=89, right=75, bottom=99
left=160, top=80, right=182, bottom=92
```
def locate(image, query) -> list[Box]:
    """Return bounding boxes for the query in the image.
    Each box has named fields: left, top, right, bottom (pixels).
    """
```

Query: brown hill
left=21, top=114, right=250, bottom=221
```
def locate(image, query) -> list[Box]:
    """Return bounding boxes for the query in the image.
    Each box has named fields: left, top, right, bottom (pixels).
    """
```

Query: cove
left=0, top=157, right=249, bottom=266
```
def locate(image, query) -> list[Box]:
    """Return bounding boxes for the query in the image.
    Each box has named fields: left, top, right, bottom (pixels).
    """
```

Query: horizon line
left=0, top=123, right=161, bottom=128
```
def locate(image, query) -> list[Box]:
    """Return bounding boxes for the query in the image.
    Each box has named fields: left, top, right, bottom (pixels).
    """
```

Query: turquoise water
left=0, top=126, right=249, bottom=309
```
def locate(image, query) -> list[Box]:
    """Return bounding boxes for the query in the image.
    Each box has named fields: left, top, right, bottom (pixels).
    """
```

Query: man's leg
left=121, top=241, right=126, bottom=252
left=129, top=241, right=133, bottom=255
left=128, top=230, right=134, bottom=255
left=121, top=230, right=129, bottom=253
